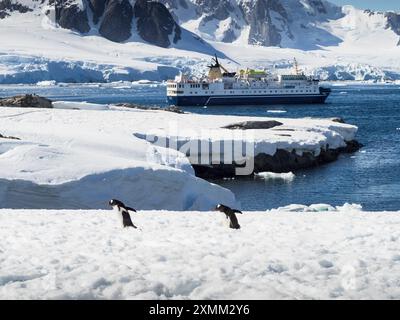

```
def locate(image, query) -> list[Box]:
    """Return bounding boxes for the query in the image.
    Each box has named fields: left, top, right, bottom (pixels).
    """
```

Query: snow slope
left=0, top=3, right=400, bottom=82
left=0, top=105, right=237, bottom=210
left=0, top=103, right=357, bottom=209
left=1, top=205, right=400, bottom=299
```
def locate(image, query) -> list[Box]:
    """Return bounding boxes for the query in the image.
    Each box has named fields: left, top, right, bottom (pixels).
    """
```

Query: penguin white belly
left=113, top=207, right=123, bottom=226
left=219, top=214, right=230, bottom=227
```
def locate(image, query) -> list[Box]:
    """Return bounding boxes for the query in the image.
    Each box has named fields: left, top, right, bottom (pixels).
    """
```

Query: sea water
left=1, top=83, right=399, bottom=211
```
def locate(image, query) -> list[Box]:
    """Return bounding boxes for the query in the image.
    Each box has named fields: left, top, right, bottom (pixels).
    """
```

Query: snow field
left=1, top=206, right=400, bottom=299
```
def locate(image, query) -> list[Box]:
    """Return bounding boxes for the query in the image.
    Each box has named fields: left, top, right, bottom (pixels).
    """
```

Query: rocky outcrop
left=51, top=0, right=182, bottom=46
left=223, top=120, right=283, bottom=130
left=115, top=103, right=184, bottom=114
left=160, top=0, right=344, bottom=49
left=193, top=141, right=363, bottom=179
left=308, top=0, right=327, bottom=15
left=54, top=0, right=90, bottom=34
left=134, top=0, right=181, bottom=48
left=0, top=94, right=53, bottom=108
left=0, top=133, right=20, bottom=140
left=99, top=0, right=133, bottom=42
left=385, top=12, right=400, bottom=45
left=0, top=0, right=32, bottom=19
left=246, top=0, right=288, bottom=46
left=88, top=0, right=106, bottom=24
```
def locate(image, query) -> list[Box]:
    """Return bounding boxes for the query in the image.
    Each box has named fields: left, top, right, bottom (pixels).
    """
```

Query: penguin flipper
left=126, top=207, right=137, bottom=213
left=232, top=209, right=243, bottom=214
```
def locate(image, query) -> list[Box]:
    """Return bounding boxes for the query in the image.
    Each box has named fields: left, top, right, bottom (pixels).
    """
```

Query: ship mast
left=293, top=58, right=300, bottom=75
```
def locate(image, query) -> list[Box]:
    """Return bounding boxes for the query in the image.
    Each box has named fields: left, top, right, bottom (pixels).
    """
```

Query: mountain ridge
left=0, top=0, right=400, bottom=83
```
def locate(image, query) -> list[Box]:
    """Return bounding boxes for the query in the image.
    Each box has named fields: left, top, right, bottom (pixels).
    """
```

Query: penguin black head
left=215, top=204, right=226, bottom=212
left=215, top=204, right=243, bottom=215
left=108, top=199, right=137, bottom=213
left=109, top=199, right=125, bottom=208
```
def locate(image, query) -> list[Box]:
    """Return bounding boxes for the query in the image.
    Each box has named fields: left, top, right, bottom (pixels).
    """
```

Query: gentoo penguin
left=108, top=199, right=137, bottom=228
left=215, top=204, right=242, bottom=229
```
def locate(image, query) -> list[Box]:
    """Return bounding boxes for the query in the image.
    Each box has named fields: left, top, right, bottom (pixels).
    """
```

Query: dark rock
left=308, top=0, right=327, bottom=15
left=54, top=0, right=90, bottom=33
left=0, top=0, right=32, bottom=19
left=223, top=120, right=283, bottom=130
left=0, top=133, right=20, bottom=140
left=340, top=140, right=364, bottom=153
left=330, top=117, right=346, bottom=123
left=193, top=140, right=363, bottom=179
left=386, top=12, right=400, bottom=36
left=99, top=0, right=133, bottom=42
left=385, top=12, right=400, bottom=45
left=0, top=94, right=53, bottom=108
left=88, top=0, right=106, bottom=24
left=115, top=103, right=184, bottom=114
left=247, top=0, right=286, bottom=46
left=134, top=0, right=181, bottom=48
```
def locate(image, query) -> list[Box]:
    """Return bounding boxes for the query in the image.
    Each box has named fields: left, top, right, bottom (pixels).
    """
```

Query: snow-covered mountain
left=0, top=0, right=400, bottom=83
left=160, top=0, right=400, bottom=50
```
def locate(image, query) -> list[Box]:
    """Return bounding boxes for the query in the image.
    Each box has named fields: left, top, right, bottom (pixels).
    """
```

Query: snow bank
left=0, top=106, right=237, bottom=210
left=1, top=206, right=400, bottom=300
left=52, top=101, right=110, bottom=110
left=0, top=103, right=358, bottom=209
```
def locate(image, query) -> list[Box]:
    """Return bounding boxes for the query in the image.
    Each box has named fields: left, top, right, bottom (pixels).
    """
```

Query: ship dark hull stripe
left=167, top=94, right=330, bottom=106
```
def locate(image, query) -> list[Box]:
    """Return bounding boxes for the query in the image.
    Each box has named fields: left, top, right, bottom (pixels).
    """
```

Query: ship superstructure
left=167, top=56, right=331, bottom=106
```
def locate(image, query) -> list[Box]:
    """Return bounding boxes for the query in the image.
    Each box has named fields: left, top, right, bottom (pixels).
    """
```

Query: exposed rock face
left=115, top=103, right=184, bottom=114
left=0, top=94, right=53, bottom=108
left=134, top=0, right=181, bottom=48
left=308, top=0, right=327, bottom=15
left=54, top=0, right=90, bottom=34
left=0, top=0, right=32, bottom=19
left=0, top=133, right=20, bottom=140
left=193, top=141, right=363, bottom=179
left=99, top=0, right=133, bottom=42
left=223, top=120, right=283, bottom=130
left=385, top=12, right=400, bottom=45
left=246, top=0, right=287, bottom=46
left=88, top=0, right=106, bottom=24
left=50, top=0, right=182, bottom=46
left=159, top=0, right=343, bottom=48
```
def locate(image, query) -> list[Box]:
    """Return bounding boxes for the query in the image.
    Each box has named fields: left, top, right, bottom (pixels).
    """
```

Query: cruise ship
left=167, top=56, right=331, bottom=106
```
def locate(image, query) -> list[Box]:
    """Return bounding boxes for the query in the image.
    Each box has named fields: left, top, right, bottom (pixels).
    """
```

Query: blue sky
left=329, top=0, right=400, bottom=11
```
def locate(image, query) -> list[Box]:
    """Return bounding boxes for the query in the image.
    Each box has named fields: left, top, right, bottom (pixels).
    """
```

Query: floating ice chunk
left=267, top=110, right=287, bottom=114
left=277, top=203, right=336, bottom=212
left=336, top=203, right=363, bottom=212
left=309, top=204, right=336, bottom=212
left=36, top=80, right=57, bottom=86
left=255, top=171, right=295, bottom=182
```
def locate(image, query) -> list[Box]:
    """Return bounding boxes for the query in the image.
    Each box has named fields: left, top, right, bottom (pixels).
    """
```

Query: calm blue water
left=1, top=83, right=399, bottom=211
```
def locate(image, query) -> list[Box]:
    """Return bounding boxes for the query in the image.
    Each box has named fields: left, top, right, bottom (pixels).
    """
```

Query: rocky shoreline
left=193, top=140, right=363, bottom=179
